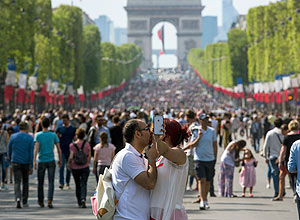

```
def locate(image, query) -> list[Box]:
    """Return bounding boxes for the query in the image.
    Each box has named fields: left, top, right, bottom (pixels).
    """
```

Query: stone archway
left=125, top=0, right=203, bottom=70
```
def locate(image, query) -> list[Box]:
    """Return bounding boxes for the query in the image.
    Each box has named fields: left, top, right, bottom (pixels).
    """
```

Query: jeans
left=59, top=153, right=70, bottom=186
left=95, top=165, right=110, bottom=183
left=12, top=163, right=30, bottom=204
left=0, top=153, right=6, bottom=183
left=297, top=194, right=300, bottom=220
left=210, top=160, right=216, bottom=195
left=269, top=158, right=279, bottom=195
left=252, top=133, right=260, bottom=152
left=71, top=167, right=89, bottom=205
left=267, top=163, right=272, bottom=180
left=38, top=161, right=56, bottom=202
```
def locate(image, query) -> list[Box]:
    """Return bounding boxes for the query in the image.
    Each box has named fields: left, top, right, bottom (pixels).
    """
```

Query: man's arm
left=288, top=144, right=298, bottom=173
left=182, top=129, right=202, bottom=151
left=55, top=142, right=62, bottom=167
left=133, top=146, right=158, bottom=190
left=213, top=141, right=217, bottom=160
left=33, top=142, right=39, bottom=170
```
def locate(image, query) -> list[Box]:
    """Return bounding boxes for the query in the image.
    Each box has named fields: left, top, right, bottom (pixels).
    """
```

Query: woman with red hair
left=150, top=118, right=190, bottom=220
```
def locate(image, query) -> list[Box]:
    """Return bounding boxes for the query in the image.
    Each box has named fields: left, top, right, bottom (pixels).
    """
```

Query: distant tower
left=214, top=0, right=239, bottom=42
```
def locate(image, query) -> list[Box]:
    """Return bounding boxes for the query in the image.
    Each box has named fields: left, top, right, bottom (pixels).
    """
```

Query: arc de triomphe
left=125, top=0, right=204, bottom=70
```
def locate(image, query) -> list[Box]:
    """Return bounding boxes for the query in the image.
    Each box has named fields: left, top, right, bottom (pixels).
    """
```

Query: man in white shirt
left=263, top=118, right=284, bottom=198
left=111, top=119, right=158, bottom=220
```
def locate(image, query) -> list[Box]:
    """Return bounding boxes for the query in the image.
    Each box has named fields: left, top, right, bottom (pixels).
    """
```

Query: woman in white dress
left=150, top=118, right=190, bottom=220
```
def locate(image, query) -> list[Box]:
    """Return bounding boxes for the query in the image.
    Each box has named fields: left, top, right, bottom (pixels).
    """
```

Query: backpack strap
left=73, top=140, right=87, bottom=152
left=73, top=142, right=80, bottom=152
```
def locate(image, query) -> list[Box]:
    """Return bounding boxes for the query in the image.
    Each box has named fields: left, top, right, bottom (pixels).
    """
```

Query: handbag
left=91, top=154, right=129, bottom=220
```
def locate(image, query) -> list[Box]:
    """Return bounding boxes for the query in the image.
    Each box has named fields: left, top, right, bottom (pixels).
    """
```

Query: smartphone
left=153, top=115, right=164, bottom=135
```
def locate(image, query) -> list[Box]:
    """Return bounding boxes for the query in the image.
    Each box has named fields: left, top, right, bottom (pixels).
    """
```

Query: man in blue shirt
left=8, top=122, right=34, bottom=208
left=191, top=113, right=217, bottom=210
left=288, top=139, right=300, bottom=219
left=34, top=117, right=62, bottom=208
left=56, top=114, right=76, bottom=190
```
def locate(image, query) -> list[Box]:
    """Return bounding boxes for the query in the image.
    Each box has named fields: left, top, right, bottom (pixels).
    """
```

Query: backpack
left=90, top=153, right=129, bottom=220
left=73, top=140, right=88, bottom=165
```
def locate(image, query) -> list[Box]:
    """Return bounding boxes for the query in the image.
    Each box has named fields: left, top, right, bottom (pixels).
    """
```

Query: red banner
left=4, top=85, right=14, bottom=104
left=30, top=90, right=35, bottom=104
left=17, top=88, right=25, bottom=103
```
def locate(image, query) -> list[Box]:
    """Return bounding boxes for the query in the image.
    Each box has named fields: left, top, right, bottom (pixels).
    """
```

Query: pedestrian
left=93, top=132, right=116, bottom=183
left=5, top=126, right=14, bottom=184
left=67, top=128, right=91, bottom=208
left=274, top=120, right=300, bottom=201
left=240, top=149, right=257, bottom=197
left=56, top=113, right=76, bottom=190
left=150, top=118, right=189, bottom=220
left=109, top=115, right=124, bottom=154
left=182, top=110, right=198, bottom=192
left=188, top=113, right=217, bottom=210
left=7, top=122, right=34, bottom=208
left=87, top=114, right=111, bottom=160
left=250, top=115, right=262, bottom=153
left=263, top=118, right=283, bottom=198
left=218, top=140, right=246, bottom=197
left=33, top=117, right=62, bottom=208
left=111, top=119, right=158, bottom=220
left=288, top=139, right=300, bottom=219
left=0, top=119, right=9, bottom=190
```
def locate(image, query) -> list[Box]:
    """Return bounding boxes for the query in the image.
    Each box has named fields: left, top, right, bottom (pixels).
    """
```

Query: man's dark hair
left=42, top=117, right=50, bottom=128
left=19, top=122, right=28, bottom=131
left=112, top=115, right=120, bottom=124
left=61, top=113, right=69, bottom=120
left=123, top=119, right=140, bottom=143
left=274, top=118, right=283, bottom=128
left=185, top=110, right=195, bottom=119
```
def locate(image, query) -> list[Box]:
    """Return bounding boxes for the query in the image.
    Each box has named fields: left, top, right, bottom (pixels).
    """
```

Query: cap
left=198, top=113, right=209, bottom=120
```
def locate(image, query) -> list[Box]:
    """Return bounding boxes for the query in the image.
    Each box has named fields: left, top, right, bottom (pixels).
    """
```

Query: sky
left=51, top=0, right=278, bottom=68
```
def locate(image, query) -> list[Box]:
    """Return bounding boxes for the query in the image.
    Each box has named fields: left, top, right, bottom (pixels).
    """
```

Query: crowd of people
left=1, top=73, right=300, bottom=219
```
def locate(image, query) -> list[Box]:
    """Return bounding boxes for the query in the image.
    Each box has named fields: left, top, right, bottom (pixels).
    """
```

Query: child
left=240, top=149, right=257, bottom=197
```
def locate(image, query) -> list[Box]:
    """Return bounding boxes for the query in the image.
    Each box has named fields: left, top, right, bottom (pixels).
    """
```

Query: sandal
left=249, top=194, right=254, bottom=198
left=242, top=193, right=245, bottom=197
left=272, top=197, right=283, bottom=201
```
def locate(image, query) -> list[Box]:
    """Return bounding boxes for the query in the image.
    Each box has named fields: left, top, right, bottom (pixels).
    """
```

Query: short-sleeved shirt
left=94, top=143, right=116, bottom=166
left=56, top=125, right=76, bottom=156
left=69, top=140, right=91, bottom=169
left=192, top=126, right=217, bottom=162
left=34, top=131, right=59, bottom=162
left=111, top=143, right=150, bottom=220
left=283, top=134, right=300, bottom=163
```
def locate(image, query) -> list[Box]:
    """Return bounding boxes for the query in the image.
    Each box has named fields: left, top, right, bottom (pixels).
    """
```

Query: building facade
left=114, top=28, right=128, bottom=46
left=201, top=16, right=218, bottom=49
left=94, top=15, right=114, bottom=42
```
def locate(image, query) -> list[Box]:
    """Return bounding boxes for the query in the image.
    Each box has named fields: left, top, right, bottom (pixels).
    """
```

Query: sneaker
left=23, top=203, right=29, bottom=208
left=210, top=193, right=217, bottom=197
left=266, top=184, right=270, bottom=189
left=199, top=201, right=205, bottom=210
left=1, top=185, right=8, bottom=190
left=81, top=200, right=86, bottom=208
left=204, top=201, right=210, bottom=209
left=193, top=198, right=200, bottom=203
left=38, top=201, right=45, bottom=208
left=59, top=184, right=63, bottom=190
left=48, top=200, right=53, bottom=209
left=16, top=200, right=21, bottom=209
left=186, top=185, right=192, bottom=191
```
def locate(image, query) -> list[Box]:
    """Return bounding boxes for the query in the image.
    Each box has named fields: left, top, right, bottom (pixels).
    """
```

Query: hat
left=198, top=113, right=209, bottom=120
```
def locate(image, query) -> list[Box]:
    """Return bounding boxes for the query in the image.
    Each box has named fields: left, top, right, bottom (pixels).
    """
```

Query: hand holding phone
left=153, top=115, right=164, bottom=135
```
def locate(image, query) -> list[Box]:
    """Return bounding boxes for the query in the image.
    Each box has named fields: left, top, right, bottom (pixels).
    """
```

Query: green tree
left=227, top=28, right=249, bottom=84
left=82, top=24, right=101, bottom=91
